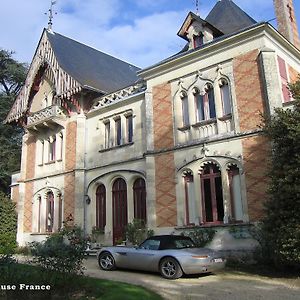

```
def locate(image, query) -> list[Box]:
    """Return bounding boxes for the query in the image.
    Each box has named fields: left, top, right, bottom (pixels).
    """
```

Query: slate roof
left=46, top=31, right=141, bottom=94
left=205, top=0, right=257, bottom=35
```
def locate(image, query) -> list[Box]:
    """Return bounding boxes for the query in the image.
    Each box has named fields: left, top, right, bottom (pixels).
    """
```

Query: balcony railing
left=27, top=105, right=66, bottom=129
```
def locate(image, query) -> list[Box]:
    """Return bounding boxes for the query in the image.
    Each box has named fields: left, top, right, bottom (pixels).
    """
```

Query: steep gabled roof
left=205, top=0, right=256, bottom=35
left=46, top=31, right=140, bottom=94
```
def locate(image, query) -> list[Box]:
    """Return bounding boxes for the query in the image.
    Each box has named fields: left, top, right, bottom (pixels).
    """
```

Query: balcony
left=27, top=105, right=66, bottom=131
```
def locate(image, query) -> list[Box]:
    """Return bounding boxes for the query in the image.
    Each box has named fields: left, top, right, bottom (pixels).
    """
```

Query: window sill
left=177, top=125, right=191, bottom=131
left=218, top=114, right=232, bottom=121
left=192, top=118, right=217, bottom=127
left=30, top=232, right=53, bottom=236
left=283, top=99, right=296, bottom=106
left=99, top=142, right=134, bottom=153
left=175, top=222, right=248, bottom=230
left=45, top=161, right=55, bottom=165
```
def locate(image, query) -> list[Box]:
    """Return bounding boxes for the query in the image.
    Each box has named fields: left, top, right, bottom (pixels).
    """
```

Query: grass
left=0, top=263, right=162, bottom=300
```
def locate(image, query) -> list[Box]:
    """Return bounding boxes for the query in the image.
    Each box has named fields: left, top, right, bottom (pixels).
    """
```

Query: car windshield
left=167, top=238, right=196, bottom=249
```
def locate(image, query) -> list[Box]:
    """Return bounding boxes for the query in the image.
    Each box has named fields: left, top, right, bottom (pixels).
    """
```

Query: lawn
left=0, top=263, right=162, bottom=300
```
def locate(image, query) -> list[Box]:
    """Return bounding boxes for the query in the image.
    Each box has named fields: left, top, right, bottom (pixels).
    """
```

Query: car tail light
left=192, top=255, right=208, bottom=259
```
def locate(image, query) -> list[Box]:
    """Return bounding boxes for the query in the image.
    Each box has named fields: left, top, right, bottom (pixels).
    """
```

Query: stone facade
left=9, top=1, right=300, bottom=246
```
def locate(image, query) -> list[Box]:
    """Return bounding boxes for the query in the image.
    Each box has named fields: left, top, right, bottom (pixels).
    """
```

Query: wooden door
left=112, top=178, right=127, bottom=244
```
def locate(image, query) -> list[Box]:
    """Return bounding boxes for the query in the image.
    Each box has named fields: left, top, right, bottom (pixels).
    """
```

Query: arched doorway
left=112, top=178, right=127, bottom=244
left=96, top=184, right=106, bottom=230
left=133, top=178, right=147, bottom=222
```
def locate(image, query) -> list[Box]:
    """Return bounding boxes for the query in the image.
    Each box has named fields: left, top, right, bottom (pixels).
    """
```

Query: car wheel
left=159, top=257, right=183, bottom=279
left=98, top=252, right=116, bottom=271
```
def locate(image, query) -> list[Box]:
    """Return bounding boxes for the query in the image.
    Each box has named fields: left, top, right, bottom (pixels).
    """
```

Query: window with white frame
left=181, top=92, right=190, bottom=127
left=48, top=136, right=56, bottom=162
left=104, top=121, right=110, bottom=148
left=183, top=171, right=196, bottom=225
left=194, top=84, right=216, bottom=122
left=126, top=114, right=133, bottom=143
left=219, top=79, right=232, bottom=116
left=115, top=118, right=122, bottom=146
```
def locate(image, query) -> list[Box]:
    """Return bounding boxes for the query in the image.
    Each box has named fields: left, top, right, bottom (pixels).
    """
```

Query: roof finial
left=195, top=0, right=200, bottom=16
left=45, top=0, right=57, bottom=31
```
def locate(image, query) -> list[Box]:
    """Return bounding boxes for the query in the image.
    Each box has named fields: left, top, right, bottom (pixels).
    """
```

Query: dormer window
left=193, top=34, right=204, bottom=48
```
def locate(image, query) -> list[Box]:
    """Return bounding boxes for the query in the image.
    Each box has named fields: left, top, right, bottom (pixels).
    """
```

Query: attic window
left=193, top=34, right=203, bottom=48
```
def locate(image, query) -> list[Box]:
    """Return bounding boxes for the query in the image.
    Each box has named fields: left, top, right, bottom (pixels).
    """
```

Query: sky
left=0, top=0, right=300, bottom=68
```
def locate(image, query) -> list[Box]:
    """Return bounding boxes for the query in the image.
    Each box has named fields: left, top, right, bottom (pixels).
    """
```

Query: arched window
left=200, top=163, right=224, bottom=223
left=181, top=93, right=190, bottom=126
left=133, top=178, right=147, bottom=222
left=112, top=178, right=128, bottom=244
left=96, top=184, right=106, bottom=230
left=46, top=191, right=54, bottom=232
left=48, top=136, right=56, bottom=162
left=194, top=84, right=216, bottom=122
left=183, top=171, right=196, bottom=225
left=228, top=165, right=243, bottom=222
left=220, top=79, right=231, bottom=116
left=37, top=196, right=42, bottom=233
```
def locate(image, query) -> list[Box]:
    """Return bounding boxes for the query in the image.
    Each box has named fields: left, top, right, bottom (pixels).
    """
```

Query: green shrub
left=181, top=227, right=215, bottom=247
left=0, top=192, right=17, bottom=254
left=125, top=219, right=154, bottom=245
left=30, top=224, right=88, bottom=275
left=261, top=79, right=300, bottom=270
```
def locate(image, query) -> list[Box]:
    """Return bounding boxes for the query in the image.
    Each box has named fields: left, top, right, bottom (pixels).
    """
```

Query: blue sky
left=0, top=0, right=299, bottom=68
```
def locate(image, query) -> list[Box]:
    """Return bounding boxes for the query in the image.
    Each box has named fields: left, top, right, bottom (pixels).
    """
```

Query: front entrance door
left=112, top=178, right=128, bottom=244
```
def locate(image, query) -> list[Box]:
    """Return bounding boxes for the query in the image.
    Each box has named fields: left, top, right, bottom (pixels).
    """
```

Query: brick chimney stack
left=273, top=0, right=300, bottom=48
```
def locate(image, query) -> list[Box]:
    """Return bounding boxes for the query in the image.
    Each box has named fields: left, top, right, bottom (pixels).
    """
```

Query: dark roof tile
left=205, top=0, right=256, bottom=35
left=46, top=31, right=140, bottom=94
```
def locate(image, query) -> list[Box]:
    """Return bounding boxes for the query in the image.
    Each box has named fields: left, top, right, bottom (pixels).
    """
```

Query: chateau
left=6, top=0, right=300, bottom=246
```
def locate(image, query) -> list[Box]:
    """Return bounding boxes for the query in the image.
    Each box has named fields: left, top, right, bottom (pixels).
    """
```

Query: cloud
left=1, top=0, right=299, bottom=70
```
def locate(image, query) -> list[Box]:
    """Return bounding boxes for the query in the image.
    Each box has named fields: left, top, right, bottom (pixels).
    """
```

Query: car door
left=124, top=239, right=161, bottom=271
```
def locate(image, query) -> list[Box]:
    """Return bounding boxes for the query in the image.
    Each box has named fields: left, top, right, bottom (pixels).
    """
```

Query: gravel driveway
left=84, top=256, right=300, bottom=300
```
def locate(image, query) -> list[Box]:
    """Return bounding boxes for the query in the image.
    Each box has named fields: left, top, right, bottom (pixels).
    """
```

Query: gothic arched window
left=96, top=184, right=106, bottom=230
left=133, top=178, right=147, bottom=222
left=200, top=163, right=224, bottom=223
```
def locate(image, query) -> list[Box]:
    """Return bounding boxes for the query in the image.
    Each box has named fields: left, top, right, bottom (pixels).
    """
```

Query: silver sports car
left=97, top=235, right=225, bottom=279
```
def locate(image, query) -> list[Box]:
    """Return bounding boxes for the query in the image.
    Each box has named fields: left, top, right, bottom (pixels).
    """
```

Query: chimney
left=273, top=0, right=300, bottom=48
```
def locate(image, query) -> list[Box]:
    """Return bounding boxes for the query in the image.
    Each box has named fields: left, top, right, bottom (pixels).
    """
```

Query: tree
left=262, top=77, right=300, bottom=270
left=0, top=191, right=17, bottom=254
left=0, top=49, right=27, bottom=194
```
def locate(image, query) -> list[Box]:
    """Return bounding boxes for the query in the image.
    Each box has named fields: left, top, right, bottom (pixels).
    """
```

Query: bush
left=125, top=219, right=154, bottom=245
left=0, top=192, right=17, bottom=254
left=30, top=224, right=88, bottom=275
left=261, top=79, right=300, bottom=270
left=181, top=227, right=215, bottom=247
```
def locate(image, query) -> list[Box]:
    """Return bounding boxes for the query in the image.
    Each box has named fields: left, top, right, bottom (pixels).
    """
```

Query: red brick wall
left=23, top=134, right=36, bottom=232
left=64, top=173, right=75, bottom=225
left=152, top=83, right=177, bottom=227
left=23, top=182, right=34, bottom=232
left=153, top=83, right=175, bottom=150
left=274, top=0, right=300, bottom=49
left=288, top=64, right=299, bottom=83
left=242, top=135, right=270, bottom=221
left=63, top=121, right=77, bottom=224
left=65, top=121, right=77, bottom=171
left=233, top=50, right=266, bottom=132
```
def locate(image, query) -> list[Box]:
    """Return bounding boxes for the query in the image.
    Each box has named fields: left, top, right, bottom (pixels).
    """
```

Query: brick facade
left=288, top=64, right=299, bottom=83
left=152, top=83, right=177, bottom=227
left=64, top=121, right=77, bottom=224
left=242, top=135, right=270, bottom=221
left=273, top=0, right=300, bottom=49
left=64, top=173, right=75, bottom=225
left=233, top=49, right=266, bottom=132
left=65, top=121, right=77, bottom=171
left=23, top=134, right=36, bottom=232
